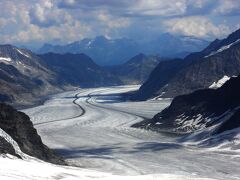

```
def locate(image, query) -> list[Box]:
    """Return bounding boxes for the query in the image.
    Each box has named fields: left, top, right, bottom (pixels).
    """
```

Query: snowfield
left=15, top=85, right=240, bottom=180
left=0, top=155, right=216, bottom=180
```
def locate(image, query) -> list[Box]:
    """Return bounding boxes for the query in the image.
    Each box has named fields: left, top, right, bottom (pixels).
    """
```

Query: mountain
left=0, top=103, right=65, bottom=164
left=39, top=53, right=122, bottom=87
left=37, top=35, right=209, bottom=66
left=134, top=29, right=240, bottom=100
left=106, top=54, right=168, bottom=84
left=0, top=45, right=123, bottom=105
left=133, top=75, right=240, bottom=148
left=38, top=36, right=141, bottom=66
left=144, top=33, right=209, bottom=58
left=0, top=45, right=62, bottom=106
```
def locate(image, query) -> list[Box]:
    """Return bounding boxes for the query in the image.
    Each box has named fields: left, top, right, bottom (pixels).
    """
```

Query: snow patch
left=17, top=61, right=27, bottom=68
left=16, top=49, right=31, bottom=58
left=209, top=75, right=230, bottom=89
left=87, top=40, right=93, bottom=48
left=175, top=114, right=204, bottom=133
left=205, top=39, right=240, bottom=58
left=0, top=128, right=25, bottom=158
left=0, top=57, right=12, bottom=62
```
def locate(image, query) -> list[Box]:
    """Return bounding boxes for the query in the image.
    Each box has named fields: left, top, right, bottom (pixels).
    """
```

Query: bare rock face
left=134, top=29, right=240, bottom=100
left=106, top=54, right=168, bottom=84
left=0, top=103, right=66, bottom=165
left=39, top=53, right=122, bottom=88
left=0, top=136, right=19, bottom=157
left=0, top=45, right=61, bottom=106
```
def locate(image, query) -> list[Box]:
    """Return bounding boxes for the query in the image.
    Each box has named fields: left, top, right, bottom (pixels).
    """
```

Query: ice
left=21, top=86, right=240, bottom=180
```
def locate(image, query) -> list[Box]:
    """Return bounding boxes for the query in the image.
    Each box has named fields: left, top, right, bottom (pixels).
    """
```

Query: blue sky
left=0, top=0, right=240, bottom=46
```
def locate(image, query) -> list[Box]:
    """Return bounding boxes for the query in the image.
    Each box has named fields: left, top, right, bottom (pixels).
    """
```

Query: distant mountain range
left=37, top=34, right=209, bottom=66
left=134, top=28, right=240, bottom=100
left=133, top=74, right=240, bottom=148
left=1, top=29, right=239, bottom=106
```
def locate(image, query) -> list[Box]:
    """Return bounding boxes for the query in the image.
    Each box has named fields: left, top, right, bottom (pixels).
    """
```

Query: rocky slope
left=0, top=103, right=65, bottom=164
left=39, top=53, right=122, bottom=87
left=0, top=136, right=19, bottom=158
left=134, top=29, right=240, bottom=100
left=132, top=58, right=184, bottom=100
left=0, top=45, right=63, bottom=106
left=106, top=54, right=167, bottom=84
left=133, top=75, right=240, bottom=146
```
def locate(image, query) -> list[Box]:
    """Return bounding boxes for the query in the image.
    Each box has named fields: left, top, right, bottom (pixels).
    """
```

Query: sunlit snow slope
left=22, top=85, right=240, bottom=180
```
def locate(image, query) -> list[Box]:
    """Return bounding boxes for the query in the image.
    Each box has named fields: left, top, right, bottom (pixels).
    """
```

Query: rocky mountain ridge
left=134, top=28, right=240, bottom=100
left=0, top=103, right=65, bottom=164
left=133, top=75, right=240, bottom=147
left=0, top=45, right=63, bottom=106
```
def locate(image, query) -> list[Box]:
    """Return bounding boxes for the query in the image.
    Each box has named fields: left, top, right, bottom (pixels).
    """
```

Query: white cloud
left=29, top=0, right=71, bottom=27
left=127, top=0, right=187, bottom=16
left=0, top=0, right=239, bottom=45
left=0, top=18, right=8, bottom=28
left=212, top=0, right=240, bottom=15
left=164, top=16, right=231, bottom=38
left=2, top=21, right=91, bottom=44
left=97, top=12, right=130, bottom=29
left=187, top=0, right=214, bottom=9
left=0, top=0, right=91, bottom=44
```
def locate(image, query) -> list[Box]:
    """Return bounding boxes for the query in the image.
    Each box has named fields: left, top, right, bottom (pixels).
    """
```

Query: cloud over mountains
left=0, top=0, right=239, bottom=45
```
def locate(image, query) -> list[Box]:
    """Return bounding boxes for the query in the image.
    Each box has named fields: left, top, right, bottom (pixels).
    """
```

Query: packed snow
left=0, top=155, right=217, bottom=180
left=209, top=75, right=230, bottom=89
left=18, top=86, right=240, bottom=180
left=205, top=39, right=240, bottom=58
left=16, top=48, right=31, bottom=58
left=0, top=57, right=12, bottom=62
